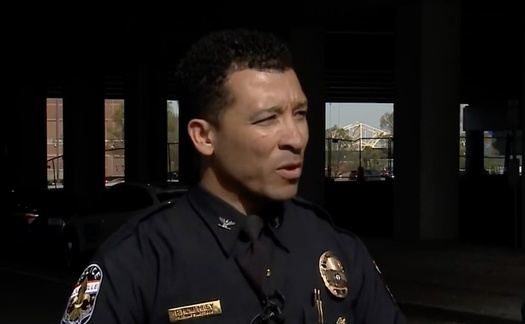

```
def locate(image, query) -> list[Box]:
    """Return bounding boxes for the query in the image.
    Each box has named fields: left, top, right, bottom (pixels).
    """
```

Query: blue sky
left=325, top=102, right=393, bottom=129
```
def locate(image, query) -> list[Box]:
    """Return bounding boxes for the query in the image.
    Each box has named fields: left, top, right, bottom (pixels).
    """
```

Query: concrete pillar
left=62, top=68, right=106, bottom=209
left=11, top=70, right=48, bottom=190
left=520, top=4, right=525, bottom=250
left=394, top=0, right=461, bottom=240
left=0, top=91, right=12, bottom=191
left=465, top=130, right=485, bottom=175
left=177, top=59, right=199, bottom=186
left=124, top=60, right=168, bottom=184
left=290, top=26, right=326, bottom=207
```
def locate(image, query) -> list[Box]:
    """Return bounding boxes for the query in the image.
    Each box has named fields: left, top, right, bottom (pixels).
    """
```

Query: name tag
left=168, top=300, right=222, bottom=322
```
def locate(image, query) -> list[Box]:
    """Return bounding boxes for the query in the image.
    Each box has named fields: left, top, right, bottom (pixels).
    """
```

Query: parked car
left=60, top=181, right=187, bottom=271
left=4, top=188, right=69, bottom=247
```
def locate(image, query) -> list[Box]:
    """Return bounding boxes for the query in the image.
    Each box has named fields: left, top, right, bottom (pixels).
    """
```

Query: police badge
left=61, top=264, right=103, bottom=324
left=318, top=251, right=348, bottom=298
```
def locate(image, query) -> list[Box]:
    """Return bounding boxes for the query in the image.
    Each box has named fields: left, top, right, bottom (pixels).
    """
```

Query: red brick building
left=46, top=98, right=125, bottom=183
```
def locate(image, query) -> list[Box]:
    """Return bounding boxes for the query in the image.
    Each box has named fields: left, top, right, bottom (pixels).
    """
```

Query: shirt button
left=266, top=268, right=271, bottom=277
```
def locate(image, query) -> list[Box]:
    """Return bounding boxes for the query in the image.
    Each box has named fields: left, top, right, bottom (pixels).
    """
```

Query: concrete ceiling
left=7, top=1, right=524, bottom=106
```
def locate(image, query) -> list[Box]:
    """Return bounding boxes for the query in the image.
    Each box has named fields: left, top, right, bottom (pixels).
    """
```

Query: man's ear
left=187, top=119, right=215, bottom=156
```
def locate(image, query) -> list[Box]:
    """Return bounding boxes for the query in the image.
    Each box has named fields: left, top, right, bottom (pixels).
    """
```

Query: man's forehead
left=227, top=68, right=287, bottom=83
left=226, top=69, right=303, bottom=95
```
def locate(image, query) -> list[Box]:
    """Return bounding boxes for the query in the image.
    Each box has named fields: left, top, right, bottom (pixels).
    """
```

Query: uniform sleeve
left=60, top=235, right=147, bottom=324
left=352, top=238, right=407, bottom=324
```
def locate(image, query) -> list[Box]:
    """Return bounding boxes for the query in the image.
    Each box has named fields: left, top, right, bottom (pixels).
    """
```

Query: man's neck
left=199, top=172, right=265, bottom=216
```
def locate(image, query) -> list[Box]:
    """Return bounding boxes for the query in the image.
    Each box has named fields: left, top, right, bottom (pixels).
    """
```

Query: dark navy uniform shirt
left=61, top=185, right=406, bottom=324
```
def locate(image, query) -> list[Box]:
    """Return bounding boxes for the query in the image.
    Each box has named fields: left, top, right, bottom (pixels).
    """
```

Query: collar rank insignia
left=61, top=263, right=103, bottom=324
left=218, top=217, right=235, bottom=230
left=168, top=300, right=222, bottom=322
left=336, top=316, right=347, bottom=324
left=319, top=251, right=348, bottom=298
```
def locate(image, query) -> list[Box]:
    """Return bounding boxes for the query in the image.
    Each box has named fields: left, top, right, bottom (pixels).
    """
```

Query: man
left=60, top=28, right=406, bottom=324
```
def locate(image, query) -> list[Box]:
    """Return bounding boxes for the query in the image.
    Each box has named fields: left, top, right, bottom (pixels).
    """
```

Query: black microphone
left=250, top=290, right=286, bottom=324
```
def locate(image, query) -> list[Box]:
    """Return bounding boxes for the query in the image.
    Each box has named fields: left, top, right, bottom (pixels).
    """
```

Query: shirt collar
left=187, top=184, right=245, bottom=257
left=259, top=202, right=290, bottom=253
left=186, top=184, right=290, bottom=257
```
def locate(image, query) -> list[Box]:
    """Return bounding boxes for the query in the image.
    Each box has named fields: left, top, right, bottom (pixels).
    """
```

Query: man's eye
left=295, top=111, right=307, bottom=118
left=255, top=115, right=277, bottom=124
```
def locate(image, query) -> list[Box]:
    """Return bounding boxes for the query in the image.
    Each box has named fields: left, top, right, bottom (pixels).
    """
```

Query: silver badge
left=218, top=217, right=235, bottom=230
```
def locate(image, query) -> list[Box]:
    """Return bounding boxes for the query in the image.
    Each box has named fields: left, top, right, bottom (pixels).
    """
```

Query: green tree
left=361, top=146, right=384, bottom=171
left=380, top=111, right=394, bottom=135
left=489, top=131, right=513, bottom=157
left=326, top=125, right=350, bottom=139
left=107, top=102, right=125, bottom=149
left=325, top=125, right=355, bottom=176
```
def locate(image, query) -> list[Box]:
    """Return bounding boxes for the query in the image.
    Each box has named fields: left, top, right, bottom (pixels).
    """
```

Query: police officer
left=60, top=28, right=406, bottom=324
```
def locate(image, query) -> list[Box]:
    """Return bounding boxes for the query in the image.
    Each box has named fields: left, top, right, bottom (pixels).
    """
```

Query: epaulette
left=291, top=196, right=336, bottom=226
left=291, top=195, right=357, bottom=237
left=96, top=198, right=180, bottom=254
left=127, top=197, right=180, bottom=226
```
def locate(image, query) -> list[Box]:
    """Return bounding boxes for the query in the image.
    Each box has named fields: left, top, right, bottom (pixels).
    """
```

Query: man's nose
left=278, top=120, right=306, bottom=152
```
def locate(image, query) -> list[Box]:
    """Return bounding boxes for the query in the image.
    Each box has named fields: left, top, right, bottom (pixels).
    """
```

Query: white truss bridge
left=327, top=122, right=391, bottom=150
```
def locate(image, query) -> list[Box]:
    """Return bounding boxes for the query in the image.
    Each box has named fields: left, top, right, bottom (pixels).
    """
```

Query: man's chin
left=266, top=184, right=298, bottom=201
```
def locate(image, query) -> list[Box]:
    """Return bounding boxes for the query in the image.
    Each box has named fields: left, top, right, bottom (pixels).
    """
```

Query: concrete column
left=520, top=5, right=525, bottom=251
left=290, top=26, right=326, bottom=207
left=11, top=71, right=48, bottom=190
left=465, top=130, right=485, bottom=175
left=394, top=0, right=461, bottom=240
left=62, top=68, right=106, bottom=209
left=0, top=90, right=12, bottom=191
left=124, top=60, right=168, bottom=184
left=177, top=59, right=199, bottom=186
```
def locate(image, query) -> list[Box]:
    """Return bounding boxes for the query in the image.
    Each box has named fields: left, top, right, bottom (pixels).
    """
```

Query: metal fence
left=47, top=142, right=180, bottom=186
left=46, top=135, right=519, bottom=185
left=325, top=137, right=394, bottom=178
left=326, top=135, right=519, bottom=179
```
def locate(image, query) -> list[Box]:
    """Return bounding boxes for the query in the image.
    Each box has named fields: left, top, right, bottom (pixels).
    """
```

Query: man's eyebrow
left=250, top=101, right=308, bottom=120
left=293, top=101, right=308, bottom=110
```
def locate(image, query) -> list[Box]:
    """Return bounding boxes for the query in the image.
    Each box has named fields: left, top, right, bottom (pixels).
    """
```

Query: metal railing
left=47, top=142, right=180, bottom=187
left=325, top=136, right=394, bottom=179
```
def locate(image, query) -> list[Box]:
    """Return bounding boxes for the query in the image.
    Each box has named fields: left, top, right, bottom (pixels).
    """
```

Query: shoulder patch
left=61, top=263, right=103, bottom=324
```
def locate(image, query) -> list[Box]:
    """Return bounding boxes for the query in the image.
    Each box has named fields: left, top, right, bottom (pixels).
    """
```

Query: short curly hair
left=175, top=29, right=294, bottom=126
